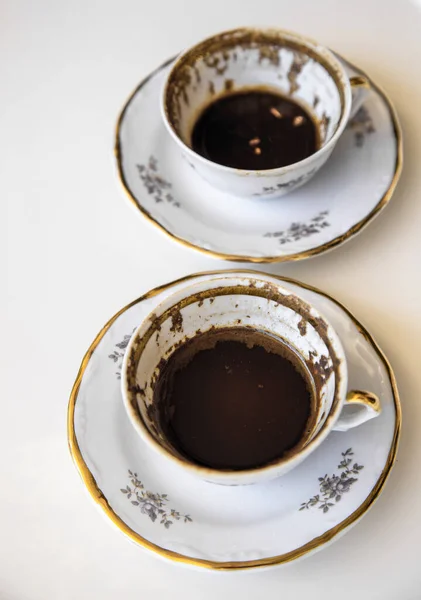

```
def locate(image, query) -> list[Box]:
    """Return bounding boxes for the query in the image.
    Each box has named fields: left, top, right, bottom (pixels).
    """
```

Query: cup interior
left=163, top=28, right=348, bottom=164
left=122, top=276, right=347, bottom=477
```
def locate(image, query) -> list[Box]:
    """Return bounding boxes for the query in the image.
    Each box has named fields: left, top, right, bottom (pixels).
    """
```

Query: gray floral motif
left=121, top=470, right=192, bottom=528
left=299, top=448, right=364, bottom=513
left=108, top=329, right=135, bottom=379
left=348, top=106, right=375, bottom=147
left=136, top=156, right=180, bottom=207
left=264, top=210, right=330, bottom=245
left=254, top=169, right=316, bottom=197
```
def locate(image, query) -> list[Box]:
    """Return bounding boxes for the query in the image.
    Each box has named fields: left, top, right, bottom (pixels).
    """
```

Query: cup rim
left=161, top=27, right=352, bottom=177
left=121, top=275, right=348, bottom=483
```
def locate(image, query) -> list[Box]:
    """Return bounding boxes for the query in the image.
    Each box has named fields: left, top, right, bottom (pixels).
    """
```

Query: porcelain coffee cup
left=121, top=273, right=381, bottom=486
left=161, top=28, right=369, bottom=198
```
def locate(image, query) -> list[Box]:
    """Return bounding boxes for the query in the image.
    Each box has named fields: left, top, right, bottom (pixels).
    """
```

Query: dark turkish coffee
left=154, top=327, right=315, bottom=470
left=191, top=89, right=318, bottom=170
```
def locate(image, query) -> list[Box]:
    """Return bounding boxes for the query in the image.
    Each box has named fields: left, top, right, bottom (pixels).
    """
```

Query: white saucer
left=68, top=271, right=400, bottom=570
left=115, top=56, right=402, bottom=263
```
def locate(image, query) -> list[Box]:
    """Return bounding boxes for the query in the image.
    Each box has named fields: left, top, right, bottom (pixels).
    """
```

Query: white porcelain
left=121, top=275, right=381, bottom=485
left=116, top=55, right=401, bottom=262
left=69, top=270, right=400, bottom=569
left=161, top=28, right=369, bottom=198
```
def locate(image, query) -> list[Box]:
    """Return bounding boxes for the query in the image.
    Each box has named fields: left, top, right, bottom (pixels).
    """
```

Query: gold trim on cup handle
left=349, top=75, right=371, bottom=90
left=349, top=75, right=371, bottom=118
left=346, top=389, right=381, bottom=412
left=332, top=389, right=381, bottom=432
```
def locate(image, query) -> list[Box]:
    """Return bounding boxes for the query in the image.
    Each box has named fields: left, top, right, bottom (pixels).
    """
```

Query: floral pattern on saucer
left=108, top=329, right=135, bottom=379
left=121, top=470, right=192, bottom=528
left=299, top=448, right=364, bottom=513
left=137, top=156, right=180, bottom=207
left=348, top=106, right=376, bottom=147
left=264, top=210, right=330, bottom=245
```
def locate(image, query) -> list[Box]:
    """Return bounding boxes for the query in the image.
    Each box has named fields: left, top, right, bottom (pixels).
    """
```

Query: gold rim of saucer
left=67, top=269, right=401, bottom=570
left=114, top=53, right=402, bottom=264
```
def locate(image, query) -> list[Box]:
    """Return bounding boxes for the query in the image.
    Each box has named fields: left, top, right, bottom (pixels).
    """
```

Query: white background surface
left=2, top=0, right=420, bottom=598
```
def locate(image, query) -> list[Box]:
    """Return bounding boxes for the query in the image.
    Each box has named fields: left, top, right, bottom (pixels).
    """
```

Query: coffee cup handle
left=332, top=390, right=381, bottom=432
left=349, top=75, right=371, bottom=119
